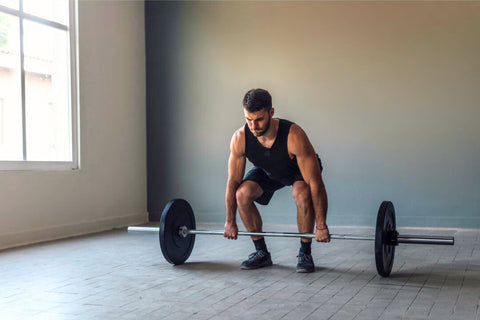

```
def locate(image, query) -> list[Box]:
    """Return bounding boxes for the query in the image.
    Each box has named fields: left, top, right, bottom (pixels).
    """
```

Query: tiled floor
left=0, top=224, right=478, bottom=320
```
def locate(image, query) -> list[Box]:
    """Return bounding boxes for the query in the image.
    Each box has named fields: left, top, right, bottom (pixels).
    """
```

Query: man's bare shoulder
left=289, top=123, right=309, bottom=142
left=232, top=125, right=245, bottom=142
left=230, top=126, right=246, bottom=155
left=288, top=123, right=314, bottom=156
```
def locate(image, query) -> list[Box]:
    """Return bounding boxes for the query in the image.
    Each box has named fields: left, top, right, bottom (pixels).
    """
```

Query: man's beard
left=254, top=116, right=271, bottom=137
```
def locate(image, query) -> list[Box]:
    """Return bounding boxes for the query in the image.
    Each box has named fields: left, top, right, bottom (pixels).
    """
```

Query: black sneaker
left=296, top=251, right=315, bottom=273
left=241, top=250, right=273, bottom=270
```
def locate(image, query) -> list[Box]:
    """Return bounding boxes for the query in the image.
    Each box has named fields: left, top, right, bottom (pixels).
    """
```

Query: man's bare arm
left=288, top=124, right=329, bottom=242
left=224, top=128, right=246, bottom=239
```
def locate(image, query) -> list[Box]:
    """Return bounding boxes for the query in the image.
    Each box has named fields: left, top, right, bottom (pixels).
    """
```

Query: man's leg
left=236, top=180, right=264, bottom=240
left=292, top=181, right=316, bottom=272
left=292, top=181, right=315, bottom=236
left=236, top=180, right=272, bottom=269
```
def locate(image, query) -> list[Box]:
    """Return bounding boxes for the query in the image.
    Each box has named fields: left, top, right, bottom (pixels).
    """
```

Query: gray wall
left=0, top=1, right=147, bottom=250
left=147, top=1, right=480, bottom=228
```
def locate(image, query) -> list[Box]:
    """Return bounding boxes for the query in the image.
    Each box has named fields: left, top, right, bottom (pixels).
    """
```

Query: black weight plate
left=375, top=201, right=396, bottom=277
left=159, top=199, right=196, bottom=265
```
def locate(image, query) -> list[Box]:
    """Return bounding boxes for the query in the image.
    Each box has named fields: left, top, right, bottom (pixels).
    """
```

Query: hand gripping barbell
left=128, top=199, right=454, bottom=277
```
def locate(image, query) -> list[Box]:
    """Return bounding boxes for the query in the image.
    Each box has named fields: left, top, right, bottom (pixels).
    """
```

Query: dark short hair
left=242, top=89, right=272, bottom=112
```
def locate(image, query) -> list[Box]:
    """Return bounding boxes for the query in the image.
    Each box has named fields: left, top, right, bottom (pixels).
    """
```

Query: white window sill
left=0, top=161, right=79, bottom=171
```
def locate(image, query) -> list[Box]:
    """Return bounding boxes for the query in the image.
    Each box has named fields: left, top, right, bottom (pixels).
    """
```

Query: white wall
left=0, top=0, right=147, bottom=250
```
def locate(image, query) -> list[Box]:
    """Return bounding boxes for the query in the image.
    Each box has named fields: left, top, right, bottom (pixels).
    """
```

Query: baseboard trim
left=0, top=211, right=149, bottom=251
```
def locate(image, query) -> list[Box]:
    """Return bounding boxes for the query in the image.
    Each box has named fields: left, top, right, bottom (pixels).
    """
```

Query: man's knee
left=236, top=182, right=259, bottom=207
left=293, top=183, right=311, bottom=209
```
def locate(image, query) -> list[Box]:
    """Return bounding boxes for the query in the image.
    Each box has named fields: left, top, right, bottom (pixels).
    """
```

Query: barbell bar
left=128, top=199, right=454, bottom=277
left=128, top=227, right=454, bottom=245
left=129, top=227, right=375, bottom=240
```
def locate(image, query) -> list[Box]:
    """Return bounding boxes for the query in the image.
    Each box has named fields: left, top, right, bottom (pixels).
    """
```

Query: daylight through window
left=0, top=0, right=77, bottom=169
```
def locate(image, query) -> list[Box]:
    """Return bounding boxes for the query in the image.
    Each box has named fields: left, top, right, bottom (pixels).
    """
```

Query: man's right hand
left=224, top=221, right=238, bottom=240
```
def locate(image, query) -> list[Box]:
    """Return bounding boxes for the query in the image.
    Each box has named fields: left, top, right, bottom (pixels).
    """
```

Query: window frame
left=0, top=0, right=79, bottom=171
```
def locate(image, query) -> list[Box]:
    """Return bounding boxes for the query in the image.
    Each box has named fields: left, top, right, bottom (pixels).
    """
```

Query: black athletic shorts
left=243, top=157, right=323, bottom=206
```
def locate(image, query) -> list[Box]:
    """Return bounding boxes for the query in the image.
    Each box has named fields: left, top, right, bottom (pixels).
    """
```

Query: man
left=224, top=88, right=329, bottom=273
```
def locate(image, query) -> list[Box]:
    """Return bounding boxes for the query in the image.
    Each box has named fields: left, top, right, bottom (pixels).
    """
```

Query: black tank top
left=245, top=119, right=301, bottom=186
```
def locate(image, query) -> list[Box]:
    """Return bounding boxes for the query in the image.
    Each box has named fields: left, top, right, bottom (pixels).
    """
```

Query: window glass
left=0, top=12, right=22, bottom=160
left=23, top=0, right=68, bottom=25
left=0, top=0, right=19, bottom=11
left=24, top=20, right=71, bottom=161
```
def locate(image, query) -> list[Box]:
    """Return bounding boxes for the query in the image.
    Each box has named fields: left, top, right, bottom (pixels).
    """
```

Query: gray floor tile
left=0, top=225, right=478, bottom=320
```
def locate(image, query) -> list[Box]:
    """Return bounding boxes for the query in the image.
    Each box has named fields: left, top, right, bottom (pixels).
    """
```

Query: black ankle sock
left=254, top=238, right=267, bottom=252
left=300, top=240, right=312, bottom=254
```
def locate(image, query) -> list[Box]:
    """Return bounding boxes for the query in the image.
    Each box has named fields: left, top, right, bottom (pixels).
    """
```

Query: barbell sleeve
left=128, top=226, right=158, bottom=233
left=397, top=234, right=454, bottom=245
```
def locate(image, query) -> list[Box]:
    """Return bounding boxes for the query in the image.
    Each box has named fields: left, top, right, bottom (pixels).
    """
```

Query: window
left=0, top=98, right=4, bottom=144
left=0, top=0, right=78, bottom=170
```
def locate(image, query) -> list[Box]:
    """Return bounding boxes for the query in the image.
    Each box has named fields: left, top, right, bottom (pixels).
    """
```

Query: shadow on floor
left=168, top=260, right=333, bottom=274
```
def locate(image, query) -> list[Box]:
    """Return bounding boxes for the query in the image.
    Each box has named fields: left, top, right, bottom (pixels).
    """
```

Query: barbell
left=128, top=199, right=454, bottom=277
